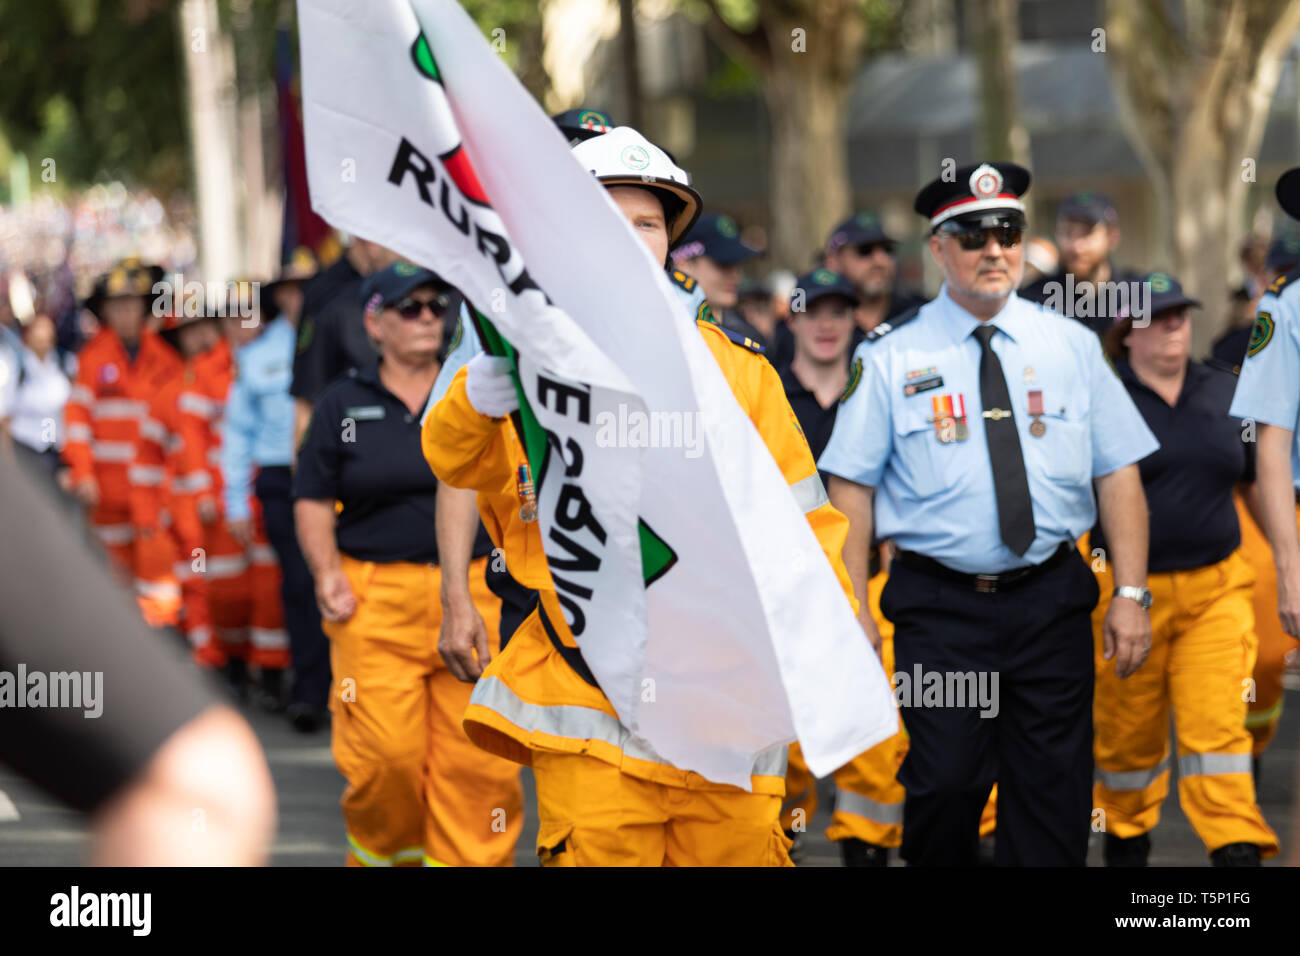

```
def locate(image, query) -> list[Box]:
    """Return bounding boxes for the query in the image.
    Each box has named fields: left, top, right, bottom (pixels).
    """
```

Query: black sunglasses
left=855, top=241, right=895, bottom=257
left=942, top=223, right=1023, bottom=251
left=393, top=292, right=451, bottom=319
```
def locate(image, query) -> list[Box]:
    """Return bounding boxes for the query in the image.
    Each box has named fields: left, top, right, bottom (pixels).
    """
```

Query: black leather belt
left=895, top=542, right=1072, bottom=594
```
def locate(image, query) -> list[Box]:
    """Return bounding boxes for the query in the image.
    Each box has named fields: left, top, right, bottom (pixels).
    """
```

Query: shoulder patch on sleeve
left=1247, top=310, right=1275, bottom=357
left=446, top=316, right=464, bottom=354
left=296, top=318, right=315, bottom=354
left=841, top=356, right=863, bottom=403
left=668, top=269, right=697, bottom=293
left=864, top=304, right=920, bottom=343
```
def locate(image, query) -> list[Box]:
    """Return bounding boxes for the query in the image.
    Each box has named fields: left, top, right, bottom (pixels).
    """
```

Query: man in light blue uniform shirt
left=820, top=161, right=1157, bottom=866
left=222, top=275, right=331, bottom=730
left=1230, top=165, right=1300, bottom=641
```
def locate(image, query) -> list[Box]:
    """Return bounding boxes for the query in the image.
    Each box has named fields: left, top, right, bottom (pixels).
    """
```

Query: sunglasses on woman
left=393, top=292, right=452, bottom=319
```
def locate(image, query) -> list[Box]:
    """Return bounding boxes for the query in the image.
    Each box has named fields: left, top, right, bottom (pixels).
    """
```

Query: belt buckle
left=974, top=574, right=999, bottom=594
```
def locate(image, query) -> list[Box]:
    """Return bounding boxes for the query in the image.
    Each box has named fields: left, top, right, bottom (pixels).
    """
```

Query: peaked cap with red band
left=914, top=162, right=1031, bottom=230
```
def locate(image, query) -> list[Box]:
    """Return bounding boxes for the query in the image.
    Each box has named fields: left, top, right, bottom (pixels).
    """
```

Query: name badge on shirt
left=345, top=405, right=386, bottom=421
left=903, top=366, right=944, bottom=396
left=930, top=393, right=968, bottom=443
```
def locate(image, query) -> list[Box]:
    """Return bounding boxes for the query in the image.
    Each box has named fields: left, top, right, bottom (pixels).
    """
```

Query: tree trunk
left=762, top=48, right=853, bottom=269
left=1105, top=0, right=1300, bottom=354
left=703, top=0, right=867, bottom=269
left=972, top=0, right=1029, bottom=166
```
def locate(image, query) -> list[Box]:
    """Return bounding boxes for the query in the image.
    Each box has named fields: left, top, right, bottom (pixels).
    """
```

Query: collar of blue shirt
left=936, top=283, right=1031, bottom=344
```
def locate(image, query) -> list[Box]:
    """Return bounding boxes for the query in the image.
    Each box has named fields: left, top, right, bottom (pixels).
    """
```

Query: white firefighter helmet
left=571, top=126, right=702, bottom=245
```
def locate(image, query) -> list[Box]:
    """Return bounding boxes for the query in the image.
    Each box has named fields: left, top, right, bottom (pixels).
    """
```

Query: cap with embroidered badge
left=1265, top=235, right=1300, bottom=273
left=826, top=211, right=895, bottom=254
left=551, top=108, right=615, bottom=145
left=359, top=261, right=450, bottom=313
left=791, top=268, right=860, bottom=311
left=914, top=162, right=1031, bottom=232
left=1057, top=191, right=1118, bottom=227
left=672, top=212, right=760, bottom=266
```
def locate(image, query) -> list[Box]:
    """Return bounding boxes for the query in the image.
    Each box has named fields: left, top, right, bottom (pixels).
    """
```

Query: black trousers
left=881, top=548, right=1099, bottom=866
left=255, top=466, right=331, bottom=706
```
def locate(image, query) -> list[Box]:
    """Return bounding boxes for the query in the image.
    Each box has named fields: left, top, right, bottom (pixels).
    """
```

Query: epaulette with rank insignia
left=699, top=319, right=765, bottom=354
left=863, top=304, right=920, bottom=343
left=1267, top=263, right=1300, bottom=296
left=668, top=269, right=698, bottom=293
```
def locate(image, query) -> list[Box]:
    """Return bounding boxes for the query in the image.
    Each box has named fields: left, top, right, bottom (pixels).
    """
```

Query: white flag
left=296, top=0, right=897, bottom=787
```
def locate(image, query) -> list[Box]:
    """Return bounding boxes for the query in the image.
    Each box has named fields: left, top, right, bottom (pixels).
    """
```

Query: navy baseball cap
left=1266, top=235, right=1300, bottom=272
left=791, top=268, right=860, bottom=312
left=1119, top=271, right=1200, bottom=321
left=671, top=213, right=760, bottom=266
left=826, top=212, right=895, bottom=253
left=360, top=261, right=448, bottom=312
left=551, top=108, right=615, bottom=144
left=1057, top=191, right=1118, bottom=227
left=914, top=162, right=1030, bottom=232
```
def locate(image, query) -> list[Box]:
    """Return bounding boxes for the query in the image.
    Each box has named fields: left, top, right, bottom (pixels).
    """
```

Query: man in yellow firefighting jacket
left=423, top=127, right=862, bottom=866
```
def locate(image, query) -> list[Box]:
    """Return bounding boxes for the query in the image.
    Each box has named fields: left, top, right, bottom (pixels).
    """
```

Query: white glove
left=465, top=353, right=519, bottom=418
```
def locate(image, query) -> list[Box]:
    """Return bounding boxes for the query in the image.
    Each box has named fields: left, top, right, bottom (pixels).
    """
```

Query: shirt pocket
left=891, top=405, right=943, bottom=499
left=1032, top=409, right=1090, bottom=484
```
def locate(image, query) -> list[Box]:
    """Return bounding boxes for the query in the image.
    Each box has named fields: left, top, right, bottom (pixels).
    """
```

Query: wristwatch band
left=1113, top=585, right=1153, bottom=610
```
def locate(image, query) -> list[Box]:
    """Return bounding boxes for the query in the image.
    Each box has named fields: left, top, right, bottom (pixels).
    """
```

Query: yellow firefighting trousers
left=1092, top=551, right=1278, bottom=857
left=535, top=751, right=792, bottom=867
left=1236, top=496, right=1300, bottom=754
left=323, top=554, right=524, bottom=867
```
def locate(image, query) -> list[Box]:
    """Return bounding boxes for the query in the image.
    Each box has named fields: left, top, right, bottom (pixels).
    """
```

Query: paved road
left=2, top=688, right=1296, bottom=866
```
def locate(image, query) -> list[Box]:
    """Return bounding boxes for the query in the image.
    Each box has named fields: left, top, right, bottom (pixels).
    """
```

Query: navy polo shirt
left=293, top=362, right=492, bottom=565
left=780, top=363, right=840, bottom=484
left=1090, top=360, right=1254, bottom=573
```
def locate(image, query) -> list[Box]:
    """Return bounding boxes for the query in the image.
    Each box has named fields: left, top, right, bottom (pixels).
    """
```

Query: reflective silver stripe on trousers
left=471, top=675, right=788, bottom=778
left=834, top=788, right=904, bottom=825
left=1178, top=753, right=1253, bottom=777
left=250, top=627, right=289, bottom=650
left=790, top=473, right=829, bottom=514
left=92, top=441, right=136, bottom=462
left=93, top=398, right=146, bottom=420
left=1096, top=756, right=1170, bottom=791
left=94, top=524, right=134, bottom=545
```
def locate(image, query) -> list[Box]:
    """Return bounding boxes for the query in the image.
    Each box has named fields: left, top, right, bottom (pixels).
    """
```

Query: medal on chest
left=516, top=463, right=538, bottom=522
left=1027, top=389, right=1046, bottom=437
left=930, top=393, right=968, bottom=443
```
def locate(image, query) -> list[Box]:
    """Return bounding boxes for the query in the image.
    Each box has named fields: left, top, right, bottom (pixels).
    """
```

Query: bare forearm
left=1256, top=425, right=1300, bottom=572
left=294, top=499, right=341, bottom=579
left=828, top=476, right=875, bottom=610
left=1096, top=464, right=1148, bottom=587
left=437, top=481, right=481, bottom=601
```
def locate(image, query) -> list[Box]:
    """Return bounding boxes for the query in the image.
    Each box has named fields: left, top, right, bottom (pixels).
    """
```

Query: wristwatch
left=1113, top=586, right=1153, bottom=611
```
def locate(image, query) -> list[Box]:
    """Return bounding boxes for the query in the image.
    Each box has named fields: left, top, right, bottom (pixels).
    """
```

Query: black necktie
left=972, top=324, right=1035, bottom=556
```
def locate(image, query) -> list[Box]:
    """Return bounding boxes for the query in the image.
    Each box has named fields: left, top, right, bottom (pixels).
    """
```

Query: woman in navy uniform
left=294, top=263, right=522, bottom=866
left=1090, top=272, right=1277, bottom=866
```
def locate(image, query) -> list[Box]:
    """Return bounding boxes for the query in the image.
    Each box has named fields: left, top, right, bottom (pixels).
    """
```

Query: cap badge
left=578, top=110, right=609, bottom=131
left=969, top=163, right=1003, bottom=199
left=716, top=215, right=739, bottom=238
left=1149, top=272, right=1172, bottom=293
left=620, top=145, right=650, bottom=171
left=812, top=269, right=837, bottom=285
left=394, top=261, right=420, bottom=276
